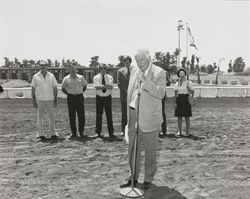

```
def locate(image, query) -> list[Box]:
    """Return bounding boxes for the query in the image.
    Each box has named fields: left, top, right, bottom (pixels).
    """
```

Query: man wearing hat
left=31, top=60, right=58, bottom=141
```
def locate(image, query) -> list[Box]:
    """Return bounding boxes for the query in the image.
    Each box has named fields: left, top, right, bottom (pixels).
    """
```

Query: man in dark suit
left=160, top=72, right=171, bottom=137
left=117, top=56, right=132, bottom=136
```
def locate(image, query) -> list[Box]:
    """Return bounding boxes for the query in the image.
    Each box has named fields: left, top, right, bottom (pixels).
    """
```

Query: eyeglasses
left=100, top=67, right=106, bottom=70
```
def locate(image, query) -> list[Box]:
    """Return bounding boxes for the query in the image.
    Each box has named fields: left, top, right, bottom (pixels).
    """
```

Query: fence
left=0, top=67, right=118, bottom=84
left=2, top=86, right=250, bottom=99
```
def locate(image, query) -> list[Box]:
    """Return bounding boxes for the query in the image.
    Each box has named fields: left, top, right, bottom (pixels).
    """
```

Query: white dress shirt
left=31, top=71, right=57, bottom=101
left=93, top=73, right=113, bottom=97
left=174, top=80, right=194, bottom=94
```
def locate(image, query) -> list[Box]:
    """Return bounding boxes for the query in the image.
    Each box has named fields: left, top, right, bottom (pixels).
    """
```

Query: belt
left=96, top=94, right=111, bottom=98
left=68, top=93, right=83, bottom=97
left=129, top=106, right=135, bottom=110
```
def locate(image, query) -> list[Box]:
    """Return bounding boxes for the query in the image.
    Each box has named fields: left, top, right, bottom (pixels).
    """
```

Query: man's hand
left=138, top=71, right=146, bottom=84
left=103, top=85, right=113, bottom=90
left=53, top=99, right=57, bottom=108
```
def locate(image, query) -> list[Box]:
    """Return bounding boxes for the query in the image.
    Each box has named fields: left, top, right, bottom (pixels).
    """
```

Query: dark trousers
left=96, top=95, right=114, bottom=136
left=120, top=100, right=127, bottom=133
left=67, top=94, right=85, bottom=136
left=161, top=94, right=167, bottom=134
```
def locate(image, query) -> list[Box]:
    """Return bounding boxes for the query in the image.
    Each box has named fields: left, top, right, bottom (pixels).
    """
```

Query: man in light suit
left=117, top=56, right=132, bottom=136
left=120, top=49, right=166, bottom=190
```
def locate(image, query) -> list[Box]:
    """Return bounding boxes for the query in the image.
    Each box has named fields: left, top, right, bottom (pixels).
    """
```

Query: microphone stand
left=120, top=81, right=144, bottom=198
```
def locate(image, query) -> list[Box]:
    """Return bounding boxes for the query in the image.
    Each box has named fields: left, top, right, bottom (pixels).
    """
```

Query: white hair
left=134, top=49, right=151, bottom=61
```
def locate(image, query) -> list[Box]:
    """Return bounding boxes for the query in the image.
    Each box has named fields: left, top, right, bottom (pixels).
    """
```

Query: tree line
left=2, top=54, right=246, bottom=76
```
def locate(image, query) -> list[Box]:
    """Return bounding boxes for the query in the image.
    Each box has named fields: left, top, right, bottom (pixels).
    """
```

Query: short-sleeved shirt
left=31, top=71, right=57, bottom=101
left=93, top=73, right=113, bottom=97
left=174, top=80, right=194, bottom=94
left=61, top=74, right=87, bottom=95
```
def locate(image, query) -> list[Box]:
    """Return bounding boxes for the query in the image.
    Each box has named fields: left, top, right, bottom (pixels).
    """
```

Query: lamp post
left=196, top=56, right=201, bottom=84
left=177, top=20, right=184, bottom=68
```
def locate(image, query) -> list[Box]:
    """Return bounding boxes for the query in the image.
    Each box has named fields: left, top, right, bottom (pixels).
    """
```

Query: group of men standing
left=31, top=49, right=167, bottom=190
left=31, top=55, right=136, bottom=140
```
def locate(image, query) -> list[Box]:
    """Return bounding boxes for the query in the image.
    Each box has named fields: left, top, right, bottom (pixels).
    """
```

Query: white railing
left=1, top=86, right=250, bottom=99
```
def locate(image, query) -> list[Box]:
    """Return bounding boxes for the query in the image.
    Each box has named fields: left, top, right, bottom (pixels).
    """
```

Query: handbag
left=186, top=81, right=196, bottom=106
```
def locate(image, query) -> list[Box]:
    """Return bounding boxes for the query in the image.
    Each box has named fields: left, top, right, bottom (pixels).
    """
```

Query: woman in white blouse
left=174, top=68, right=195, bottom=137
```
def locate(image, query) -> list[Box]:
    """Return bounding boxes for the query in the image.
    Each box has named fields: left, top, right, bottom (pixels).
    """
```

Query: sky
left=0, top=0, right=249, bottom=71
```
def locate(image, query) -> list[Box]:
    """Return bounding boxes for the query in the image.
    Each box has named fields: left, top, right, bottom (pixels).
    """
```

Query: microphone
left=138, top=80, right=143, bottom=95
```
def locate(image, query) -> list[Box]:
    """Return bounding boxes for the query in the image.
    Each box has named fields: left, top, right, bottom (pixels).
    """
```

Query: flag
left=187, top=26, right=198, bottom=50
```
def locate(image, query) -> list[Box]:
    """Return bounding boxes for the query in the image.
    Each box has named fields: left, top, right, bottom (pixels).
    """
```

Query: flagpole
left=186, top=23, right=189, bottom=80
left=177, top=20, right=184, bottom=68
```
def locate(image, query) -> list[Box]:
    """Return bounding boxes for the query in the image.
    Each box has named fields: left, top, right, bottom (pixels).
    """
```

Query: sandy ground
left=0, top=98, right=250, bottom=199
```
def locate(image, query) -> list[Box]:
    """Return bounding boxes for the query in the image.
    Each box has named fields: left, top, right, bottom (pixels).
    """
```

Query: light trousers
left=128, top=108, right=159, bottom=183
left=36, top=100, right=56, bottom=137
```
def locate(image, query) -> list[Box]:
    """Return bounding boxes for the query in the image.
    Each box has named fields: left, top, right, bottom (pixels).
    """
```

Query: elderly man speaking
left=120, top=49, right=166, bottom=190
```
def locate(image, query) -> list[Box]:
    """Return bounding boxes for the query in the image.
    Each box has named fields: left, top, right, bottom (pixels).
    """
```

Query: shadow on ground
left=144, top=184, right=187, bottom=199
left=159, top=133, right=204, bottom=140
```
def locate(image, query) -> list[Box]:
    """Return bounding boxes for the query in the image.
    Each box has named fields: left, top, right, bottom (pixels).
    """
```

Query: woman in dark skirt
left=174, top=68, right=194, bottom=137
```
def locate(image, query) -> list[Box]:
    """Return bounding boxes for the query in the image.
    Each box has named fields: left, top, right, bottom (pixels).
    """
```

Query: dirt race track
left=0, top=98, right=250, bottom=199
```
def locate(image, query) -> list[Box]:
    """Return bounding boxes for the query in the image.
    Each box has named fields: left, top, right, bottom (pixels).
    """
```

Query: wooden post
left=216, top=88, right=219, bottom=98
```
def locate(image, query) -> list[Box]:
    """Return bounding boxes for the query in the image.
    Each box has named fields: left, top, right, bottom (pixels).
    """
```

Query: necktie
left=102, top=75, right=106, bottom=93
left=127, top=68, right=130, bottom=80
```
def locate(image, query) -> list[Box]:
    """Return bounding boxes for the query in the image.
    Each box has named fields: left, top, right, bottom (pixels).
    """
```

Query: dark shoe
left=143, top=182, right=152, bottom=190
left=96, top=132, right=100, bottom=136
left=79, top=134, right=89, bottom=140
left=51, top=135, right=58, bottom=140
left=119, top=180, right=138, bottom=188
left=176, top=131, right=182, bottom=138
left=69, top=134, right=78, bottom=140
left=159, top=132, right=166, bottom=138
left=38, top=136, right=47, bottom=141
left=109, top=135, right=122, bottom=142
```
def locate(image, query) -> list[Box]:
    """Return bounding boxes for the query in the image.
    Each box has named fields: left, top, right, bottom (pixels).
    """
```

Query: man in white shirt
left=93, top=64, right=114, bottom=138
left=61, top=64, right=87, bottom=139
left=31, top=60, right=58, bottom=141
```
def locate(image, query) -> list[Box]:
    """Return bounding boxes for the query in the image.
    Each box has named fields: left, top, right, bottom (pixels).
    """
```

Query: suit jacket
left=117, top=67, right=131, bottom=101
left=127, top=63, right=166, bottom=132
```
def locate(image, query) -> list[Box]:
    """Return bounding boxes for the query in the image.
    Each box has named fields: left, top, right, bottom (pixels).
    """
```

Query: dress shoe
left=143, top=182, right=152, bottom=190
left=69, top=134, right=78, bottom=140
left=96, top=133, right=102, bottom=138
left=119, top=180, right=138, bottom=188
left=176, top=131, right=182, bottom=138
left=159, top=132, right=166, bottom=138
left=51, top=135, right=58, bottom=140
left=38, top=136, right=47, bottom=141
